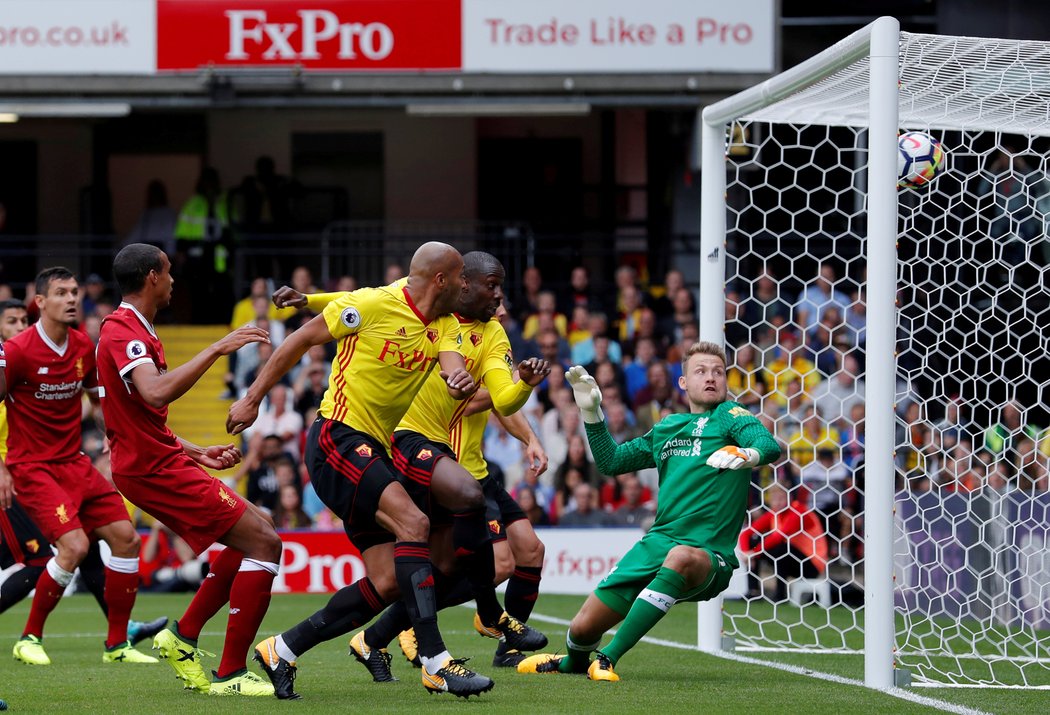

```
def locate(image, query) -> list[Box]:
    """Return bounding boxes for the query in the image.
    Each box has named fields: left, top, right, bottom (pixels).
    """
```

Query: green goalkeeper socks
left=601, top=567, right=688, bottom=665
left=560, top=630, right=601, bottom=673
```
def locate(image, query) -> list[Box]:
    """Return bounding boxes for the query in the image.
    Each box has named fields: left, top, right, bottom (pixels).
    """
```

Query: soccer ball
left=897, top=131, right=945, bottom=189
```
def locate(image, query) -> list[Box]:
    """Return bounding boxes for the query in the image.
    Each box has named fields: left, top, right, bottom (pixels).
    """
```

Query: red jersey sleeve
left=101, top=319, right=157, bottom=382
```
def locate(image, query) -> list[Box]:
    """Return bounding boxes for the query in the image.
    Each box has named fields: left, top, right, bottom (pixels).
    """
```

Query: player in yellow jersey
left=454, top=317, right=550, bottom=668
left=269, top=253, right=553, bottom=679
left=323, top=254, right=551, bottom=670
left=368, top=303, right=551, bottom=673
left=229, top=242, right=492, bottom=700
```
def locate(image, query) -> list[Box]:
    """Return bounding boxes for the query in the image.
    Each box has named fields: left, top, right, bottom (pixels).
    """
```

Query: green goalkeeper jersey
left=584, top=401, right=780, bottom=567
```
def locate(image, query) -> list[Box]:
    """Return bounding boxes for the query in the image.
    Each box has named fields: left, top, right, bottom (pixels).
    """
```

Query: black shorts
left=305, top=417, right=398, bottom=553
left=0, top=499, right=52, bottom=569
left=480, top=474, right=527, bottom=543
left=391, top=430, right=456, bottom=523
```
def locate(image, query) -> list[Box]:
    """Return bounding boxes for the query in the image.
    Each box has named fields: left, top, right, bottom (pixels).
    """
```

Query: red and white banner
left=199, top=527, right=747, bottom=597
left=156, top=0, right=461, bottom=71
left=0, top=0, right=156, bottom=75
left=463, top=0, right=775, bottom=73
left=0, top=1, right=774, bottom=75
left=205, top=531, right=365, bottom=594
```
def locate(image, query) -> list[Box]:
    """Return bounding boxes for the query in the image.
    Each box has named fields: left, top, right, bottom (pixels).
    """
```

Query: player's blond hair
left=682, top=341, right=728, bottom=369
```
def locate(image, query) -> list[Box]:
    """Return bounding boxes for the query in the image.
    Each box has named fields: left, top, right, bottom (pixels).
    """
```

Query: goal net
left=699, top=18, right=1050, bottom=690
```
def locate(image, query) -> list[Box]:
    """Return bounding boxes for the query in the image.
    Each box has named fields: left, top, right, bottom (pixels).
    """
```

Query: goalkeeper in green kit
left=517, top=341, right=780, bottom=682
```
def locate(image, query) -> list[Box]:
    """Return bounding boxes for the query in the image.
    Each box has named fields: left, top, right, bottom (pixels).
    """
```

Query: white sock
left=46, top=558, right=75, bottom=588
left=421, top=650, right=452, bottom=675
left=274, top=635, right=298, bottom=663
left=240, top=558, right=280, bottom=576
left=107, top=556, right=140, bottom=574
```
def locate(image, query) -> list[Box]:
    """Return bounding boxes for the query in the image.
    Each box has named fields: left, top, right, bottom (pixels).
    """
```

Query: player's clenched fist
left=706, top=445, right=760, bottom=470
left=565, top=365, right=604, bottom=423
left=226, top=396, right=259, bottom=436
left=441, top=367, right=476, bottom=399
left=517, top=357, right=551, bottom=387
left=272, top=285, right=307, bottom=310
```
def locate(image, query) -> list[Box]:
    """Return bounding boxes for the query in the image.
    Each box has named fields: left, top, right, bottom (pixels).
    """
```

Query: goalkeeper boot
left=349, top=632, right=397, bottom=683
left=103, top=640, right=159, bottom=663
left=516, top=653, right=567, bottom=675
left=253, top=636, right=302, bottom=700
left=474, top=611, right=548, bottom=651
left=152, top=628, right=212, bottom=693
left=492, top=640, right=526, bottom=668
left=587, top=651, right=620, bottom=682
left=128, top=616, right=169, bottom=647
left=421, top=657, right=494, bottom=698
left=13, top=635, right=50, bottom=666
left=208, top=668, right=276, bottom=697
left=397, top=629, right=421, bottom=668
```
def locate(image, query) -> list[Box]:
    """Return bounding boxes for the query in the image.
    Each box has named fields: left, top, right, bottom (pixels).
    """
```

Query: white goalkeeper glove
left=706, top=446, right=760, bottom=470
left=565, top=365, right=605, bottom=424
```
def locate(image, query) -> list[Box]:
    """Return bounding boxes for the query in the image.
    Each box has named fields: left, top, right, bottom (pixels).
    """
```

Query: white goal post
left=697, top=15, right=1050, bottom=691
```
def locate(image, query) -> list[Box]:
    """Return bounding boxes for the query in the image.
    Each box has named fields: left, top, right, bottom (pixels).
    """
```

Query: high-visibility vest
left=174, top=194, right=231, bottom=272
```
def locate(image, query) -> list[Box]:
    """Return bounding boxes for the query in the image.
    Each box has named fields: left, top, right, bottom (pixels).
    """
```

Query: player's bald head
left=407, top=242, right=465, bottom=315
left=409, top=241, right=462, bottom=278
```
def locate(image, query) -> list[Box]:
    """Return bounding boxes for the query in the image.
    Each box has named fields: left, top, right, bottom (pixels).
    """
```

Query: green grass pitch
left=0, top=592, right=1042, bottom=714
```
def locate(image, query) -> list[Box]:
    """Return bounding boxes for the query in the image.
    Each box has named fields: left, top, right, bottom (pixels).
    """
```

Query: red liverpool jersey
left=96, top=303, right=183, bottom=477
left=3, top=322, right=97, bottom=465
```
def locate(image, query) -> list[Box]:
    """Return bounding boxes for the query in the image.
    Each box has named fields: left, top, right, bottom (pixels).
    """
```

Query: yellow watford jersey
left=318, top=283, right=463, bottom=450
left=399, top=315, right=529, bottom=449
left=440, top=317, right=533, bottom=479
left=453, top=402, right=491, bottom=480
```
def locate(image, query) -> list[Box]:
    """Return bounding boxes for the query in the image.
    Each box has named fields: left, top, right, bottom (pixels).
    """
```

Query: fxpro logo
left=225, top=9, right=394, bottom=61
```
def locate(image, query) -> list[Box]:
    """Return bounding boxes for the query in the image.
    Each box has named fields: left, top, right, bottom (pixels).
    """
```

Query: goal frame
left=696, top=16, right=901, bottom=690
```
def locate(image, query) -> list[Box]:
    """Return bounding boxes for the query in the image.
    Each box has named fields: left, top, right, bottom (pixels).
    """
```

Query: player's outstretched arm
left=227, top=314, right=333, bottom=434
left=130, top=325, right=270, bottom=408
left=272, top=286, right=344, bottom=312
left=567, top=366, right=655, bottom=476
left=272, top=286, right=307, bottom=310
left=463, top=387, right=493, bottom=416
left=484, top=358, right=549, bottom=416
left=497, top=410, right=548, bottom=479
left=565, top=365, right=604, bottom=423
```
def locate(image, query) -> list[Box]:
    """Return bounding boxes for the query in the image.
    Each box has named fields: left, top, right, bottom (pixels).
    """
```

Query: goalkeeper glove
left=565, top=365, right=605, bottom=424
left=706, top=445, right=760, bottom=470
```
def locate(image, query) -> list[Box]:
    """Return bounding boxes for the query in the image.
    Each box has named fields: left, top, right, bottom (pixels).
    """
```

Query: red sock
left=104, top=567, right=140, bottom=648
left=216, top=568, right=275, bottom=678
left=177, top=548, right=243, bottom=641
left=22, top=568, right=65, bottom=638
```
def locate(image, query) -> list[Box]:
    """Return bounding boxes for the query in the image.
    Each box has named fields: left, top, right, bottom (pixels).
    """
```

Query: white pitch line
left=525, top=611, right=992, bottom=715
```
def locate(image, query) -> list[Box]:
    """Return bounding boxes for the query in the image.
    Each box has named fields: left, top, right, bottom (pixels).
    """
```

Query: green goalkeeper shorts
left=593, top=530, right=735, bottom=616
